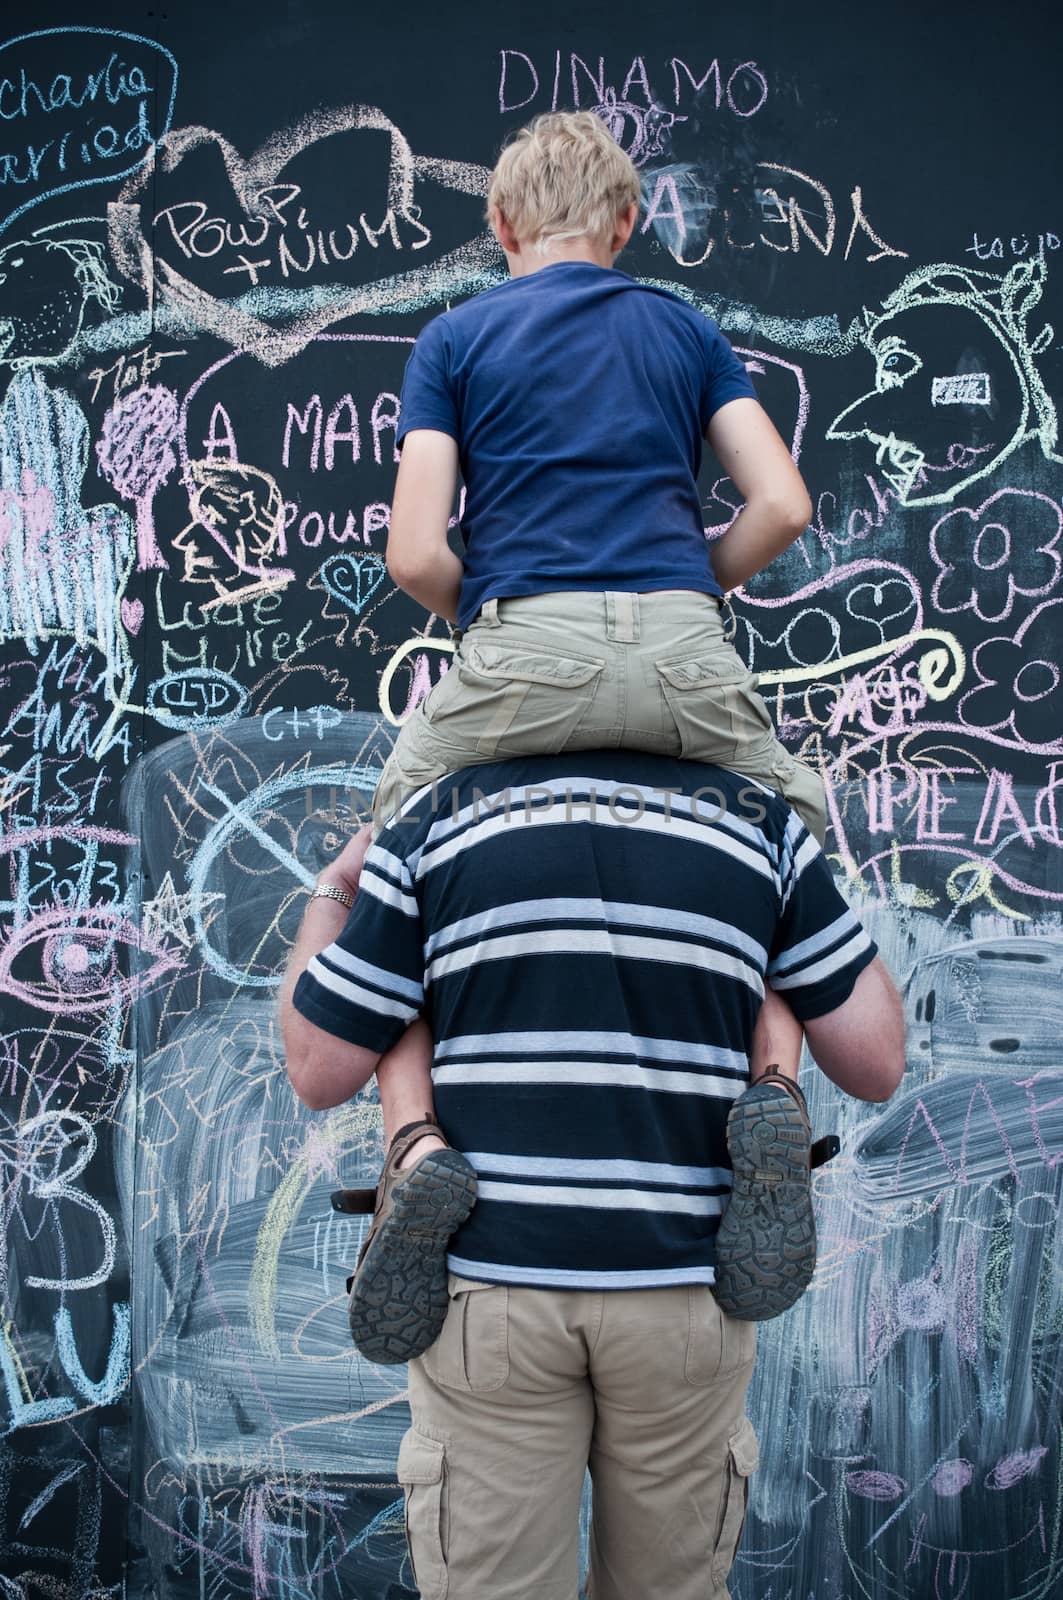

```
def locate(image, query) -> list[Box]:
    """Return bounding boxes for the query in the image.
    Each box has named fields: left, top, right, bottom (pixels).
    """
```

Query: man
left=281, top=752, right=905, bottom=1600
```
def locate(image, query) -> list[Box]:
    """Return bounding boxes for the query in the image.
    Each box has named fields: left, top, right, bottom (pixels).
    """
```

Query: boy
left=320, top=113, right=827, bottom=1359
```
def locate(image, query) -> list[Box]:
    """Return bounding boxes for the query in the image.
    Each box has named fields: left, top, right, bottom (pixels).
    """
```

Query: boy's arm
left=386, top=428, right=464, bottom=623
left=704, top=398, right=813, bottom=592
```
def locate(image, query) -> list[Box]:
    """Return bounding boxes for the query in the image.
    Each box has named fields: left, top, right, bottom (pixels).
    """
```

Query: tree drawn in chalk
left=95, top=384, right=179, bottom=571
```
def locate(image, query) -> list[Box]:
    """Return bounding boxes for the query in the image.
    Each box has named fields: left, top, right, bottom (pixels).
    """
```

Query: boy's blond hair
left=487, top=112, right=641, bottom=252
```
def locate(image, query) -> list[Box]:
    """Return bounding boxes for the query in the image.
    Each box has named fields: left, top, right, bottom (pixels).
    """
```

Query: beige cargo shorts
left=372, top=589, right=825, bottom=842
left=400, top=1276, right=759, bottom=1600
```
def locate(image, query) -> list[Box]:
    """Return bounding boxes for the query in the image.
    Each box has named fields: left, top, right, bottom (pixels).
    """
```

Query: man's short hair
left=487, top=112, right=641, bottom=252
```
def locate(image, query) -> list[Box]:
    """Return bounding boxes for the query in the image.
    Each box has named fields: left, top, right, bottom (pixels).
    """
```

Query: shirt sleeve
left=396, top=316, right=459, bottom=445
left=766, top=814, right=877, bottom=1021
left=700, top=321, right=758, bottom=429
left=291, top=840, right=425, bottom=1054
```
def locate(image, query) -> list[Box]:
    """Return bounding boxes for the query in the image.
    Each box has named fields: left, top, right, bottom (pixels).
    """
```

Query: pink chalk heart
left=121, top=598, right=144, bottom=635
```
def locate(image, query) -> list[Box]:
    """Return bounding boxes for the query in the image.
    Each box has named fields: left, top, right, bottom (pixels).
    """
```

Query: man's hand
left=281, top=823, right=382, bottom=1110
left=317, top=824, right=373, bottom=898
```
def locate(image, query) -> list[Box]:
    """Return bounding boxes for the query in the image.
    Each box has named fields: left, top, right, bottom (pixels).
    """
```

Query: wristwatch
left=312, top=882, right=354, bottom=909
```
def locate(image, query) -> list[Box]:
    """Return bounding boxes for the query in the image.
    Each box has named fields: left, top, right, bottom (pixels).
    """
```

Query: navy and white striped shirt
left=293, top=754, right=876, bottom=1290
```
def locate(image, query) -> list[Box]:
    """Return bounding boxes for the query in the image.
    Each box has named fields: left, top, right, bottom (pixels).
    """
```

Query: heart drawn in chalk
left=121, top=597, right=145, bottom=635
left=108, top=108, right=495, bottom=366
left=845, top=577, right=919, bottom=634
left=319, top=554, right=388, bottom=616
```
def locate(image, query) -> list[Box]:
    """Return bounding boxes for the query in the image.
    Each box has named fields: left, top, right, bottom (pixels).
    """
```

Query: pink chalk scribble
left=95, top=384, right=180, bottom=571
left=985, top=1447, right=1048, bottom=1490
left=846, top=1470, right=907, bottom=1501
left=930, top=489, right=1063, bottom=623
left=0, top=905, right=180, bottom=1015
left=0, top=468, right=56, bottom=571
left=932, top=1459, right=975, bottom=1497
left=959, top=598, right=1063, bottom=752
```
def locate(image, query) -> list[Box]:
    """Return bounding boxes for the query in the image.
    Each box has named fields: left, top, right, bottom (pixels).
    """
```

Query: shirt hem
left=446, top=1253, right=717, bottom=1289
left=457, top=576, right=724, bottom=632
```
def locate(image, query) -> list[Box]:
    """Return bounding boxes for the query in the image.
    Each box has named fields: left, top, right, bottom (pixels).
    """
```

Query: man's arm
left=280, top=828, right=382, bottom=1111
left=704, top=398, right=813, bottom=592
left=802, top=956, right=906, bottom=1103
left=386, top=428, right=463, bottom=622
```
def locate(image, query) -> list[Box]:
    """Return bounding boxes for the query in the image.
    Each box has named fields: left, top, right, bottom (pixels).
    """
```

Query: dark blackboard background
left=1, top=4, right=1062, bottom=1597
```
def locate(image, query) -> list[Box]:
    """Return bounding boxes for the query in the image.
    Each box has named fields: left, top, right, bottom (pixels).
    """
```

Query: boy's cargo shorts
left=372, top=589, right=826, bottom=843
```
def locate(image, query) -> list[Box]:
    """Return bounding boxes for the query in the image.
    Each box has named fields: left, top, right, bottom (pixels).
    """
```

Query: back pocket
left=655, top=654, right=773, bottom=765
left=433, top=639, right=605, bottom=759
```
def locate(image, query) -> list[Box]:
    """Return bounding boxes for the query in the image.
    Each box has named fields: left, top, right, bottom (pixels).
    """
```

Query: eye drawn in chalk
left=0, top=903, right=180, bottom=1015
left=0, top=229, right=121, bottom=368
left=827, top=253, right=1061, bottom=506
left=174, top=459, right=295, bottom=610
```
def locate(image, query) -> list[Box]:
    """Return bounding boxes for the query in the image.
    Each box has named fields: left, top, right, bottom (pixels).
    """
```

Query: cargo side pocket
left=398, top=1430, right=448, bottom=1600
left=710, top=1416, right=759, bottom=1587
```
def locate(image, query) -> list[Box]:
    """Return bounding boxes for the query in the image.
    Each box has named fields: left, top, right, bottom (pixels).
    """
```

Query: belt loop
left=605, top=591, right=639, bottom=643
left=720, top=594, right=737, bottom=643
left=480, top=597, right=500, bottom=627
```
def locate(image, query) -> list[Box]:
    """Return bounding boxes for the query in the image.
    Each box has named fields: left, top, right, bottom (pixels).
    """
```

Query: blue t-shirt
left=396, top=263, right=757, bottom=630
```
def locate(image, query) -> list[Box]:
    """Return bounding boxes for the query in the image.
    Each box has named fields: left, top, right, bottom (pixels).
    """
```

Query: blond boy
left=296, top=113, right=832, bottom=1361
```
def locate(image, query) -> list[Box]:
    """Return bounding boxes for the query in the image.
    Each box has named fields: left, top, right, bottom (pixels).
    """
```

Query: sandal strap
left=389, top=1116, right=440, bottom=1153
left=331, top=1117, right=443, bottom=1215
left=754, top=1068, right=809, bottom=1121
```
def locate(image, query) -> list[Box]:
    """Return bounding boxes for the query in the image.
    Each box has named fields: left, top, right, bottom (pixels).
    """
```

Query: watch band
left=312, top=882, right=354, bottom=910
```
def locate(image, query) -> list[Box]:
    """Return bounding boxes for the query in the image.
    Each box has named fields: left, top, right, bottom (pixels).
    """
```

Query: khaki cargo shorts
left=400, top=1276, right=758, bottom=1600
left=372, top=589, right=825, bottom=842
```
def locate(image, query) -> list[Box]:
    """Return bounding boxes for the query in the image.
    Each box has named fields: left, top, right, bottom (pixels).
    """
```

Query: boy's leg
left=376, top=1019, right=445, bottom=1165
left=334, top=1021, right=478, bottom=1364
left=750, top=986, right=802, bottom=1083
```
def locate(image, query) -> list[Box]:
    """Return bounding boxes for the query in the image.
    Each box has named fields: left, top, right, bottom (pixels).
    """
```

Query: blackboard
left=1, top=2, right=1061, bottom=1595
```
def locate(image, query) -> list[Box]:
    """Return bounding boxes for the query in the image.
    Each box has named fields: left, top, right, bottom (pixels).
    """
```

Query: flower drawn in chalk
left=958, top=598, right=1063, bottom=751
left=930, top=488, right=1062, bottom=623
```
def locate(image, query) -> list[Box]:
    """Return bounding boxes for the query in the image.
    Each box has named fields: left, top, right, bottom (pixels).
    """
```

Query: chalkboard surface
left=1, top=3, right=1061, bottom=1596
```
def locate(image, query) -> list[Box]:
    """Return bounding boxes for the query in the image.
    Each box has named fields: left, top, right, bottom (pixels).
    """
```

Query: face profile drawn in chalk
left=94, top=383, right=179, bottom=571
left=827, top=251, right=1061, bottom=507
left=0, top=228, right=122, bottom=368
left=173, top=459, right=296, bottom=611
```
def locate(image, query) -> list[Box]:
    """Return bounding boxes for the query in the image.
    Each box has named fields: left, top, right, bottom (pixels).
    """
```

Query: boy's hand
left=318, top=824, right=373, bottom=898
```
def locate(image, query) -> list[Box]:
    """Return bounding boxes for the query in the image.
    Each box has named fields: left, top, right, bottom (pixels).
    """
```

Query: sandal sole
left=713, top=1083, right=815, bottom=1321
left=349, top=1150, right=478, bottom=1364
